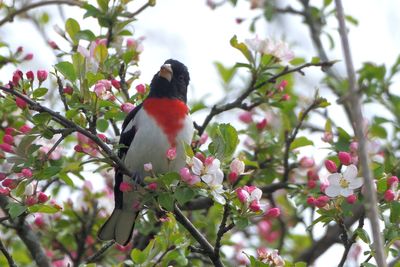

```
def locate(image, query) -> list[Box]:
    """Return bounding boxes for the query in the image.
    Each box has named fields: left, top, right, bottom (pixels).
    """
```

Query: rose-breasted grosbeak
left=98, top=59, right=193, bottom=245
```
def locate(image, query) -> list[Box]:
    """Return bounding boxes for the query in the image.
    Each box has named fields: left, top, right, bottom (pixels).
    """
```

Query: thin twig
left=85, top=240, right=115, bottom=263
left=0, top=239, right=17, bottom=267
left=334, top=1, right=387, bottom=266
left=0, top=0, right=84, bottom=26
left=338, top=213, right=365, bottom=267
left=151, top=246, right=176, bottom=267
left=120, top=2, right=152, bottom=18
left=214, top=203, right=234, bottom=258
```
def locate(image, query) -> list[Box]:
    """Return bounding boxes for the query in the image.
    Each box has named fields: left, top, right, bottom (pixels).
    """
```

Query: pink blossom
left=38, top=192, right=49, bottom=203
left=147, top=182, right=157, bottom=191
left=306, top=196, right=316, bottom=206
left=12, top=70, right=23, bottom=85
left=236, top=188, right=250, bottom=203
left=277, top=80, right=288, bottom=92
left=230, top=158, right=245, bottom=175
left=384, top=190, right=395, bottom=202
left=228, top=172, right=238, bottom=183
left=307, top=179, right=317, bottom=189
left=324, top=160, right=337, bottom=173
left=0, top=187, right=10, bottom=195
left=26, top=195, right=38, bottom=206
left=26, top=71, right=34, bottom=82
left=21, top=168, right=33, bottom=178
left=96, top=38, right=108, bottom=46
left=0, top=143, right=14, bottom=153
left=299, top=156, right=315, bottom=168
left=346, top=194, right=357, bottom=204
left=315, top=195, right=329, bottom=208
left=97, top=79, right=112, bottom=91
left=119, top=182, right=133, bottom=192
left=249, top=200, right=261, bottom=212
left=74, top=145, right=83, bottom=153
left=322, top=131, right=333, bottom=143
left=34, top=214, right=46, bottom=228
left=199, top=133, right=208, bottom=145
left=63, top=86, right=73, bottom=95
left=2, top=178, right=17, bottom=189
left=144, top=163, right=153, bottom=172
left=387, top=176, right=399, bottom=188
left=37, top=70, right=48, bottom=82
left=19, top=124, right=32, bottom=134
left=111, top=79, right=121, bottom=89
left=135, top=84, right=146, bottom=94
left=179, top=167, right=200, bottom=185
left=5, top=127, right=15, bottom=135
left=307, top=169, right=319, bottom=181
left=194, top=152, right=206, bottom=163
left=238, top=111, right=253, bottom=123
left=256, top=118, right=268, bottom=130
left=166, top=147, right=177, bottom=160
left=265, top=207, right=280, bottom=218
left=0, top=173, right=6, bottom=181
left=338, top=151, right=352, bottom=166
left=280, top=94, right=290, bottom=101
left=24, top=53, right=33, bottom=60
left=349, top=142, right=358, bottom=153
left=16, top=97, right=28, bottom=109
left=3, top=134, right=14, bottom=145
left=121, top=103, right=135, bottom=113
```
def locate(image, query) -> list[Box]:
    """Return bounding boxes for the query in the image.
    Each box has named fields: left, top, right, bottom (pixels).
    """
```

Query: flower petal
left=325, top=185, right=341, bottom=197
left=250, top=188, right=262, bottom=201
left=327, top=173, right=341, bottom=186
left=201, top=174, right=213, bottom=184
left=192, top=157, right=203, bottom=176
left=211, top=190, right=226, bottom=205
left=340, top=188, right=354, bottom=197
left=348, top=177, right=363, bottom=189
left=343, top=164, right=358, bottom=180
left=213, top=169, right=224, bottom=185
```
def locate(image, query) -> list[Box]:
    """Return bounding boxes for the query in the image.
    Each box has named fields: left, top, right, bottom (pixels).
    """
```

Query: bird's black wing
left=114, top=103, right=143, bottom=209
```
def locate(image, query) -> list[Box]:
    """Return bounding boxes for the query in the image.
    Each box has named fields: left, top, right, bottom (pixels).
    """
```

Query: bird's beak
left=159, top=63, right=173, bottom=82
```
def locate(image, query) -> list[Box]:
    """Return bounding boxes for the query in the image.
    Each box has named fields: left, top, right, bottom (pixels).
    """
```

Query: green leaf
left=337, top=127, right=351, bottom=140
left=83, top=3, right=103, bottom=19
left=75, top=30, right=96, bottom=41
left=32, top=112, right=52, bottom=125
left=59, top=173, right=74, bottom=186
left=33, top=87, right=48, bottom=98
left=65, top=18, right=80, bottom=44
left=355, top=228, right=371, bottom=244
left=183, top=142, right=194, bottom=158
left=86, top=72, right=105, bottom=87
left=190, top=102, right=206, bottom=114
left=94, top=44, right=108, bottom=63
left=295, top=262, right=308, bottom=267
left=209, top=123, right=239, bottom=161
left=376, top=177, right=387, bottom=193
left=390, top=201, right=400, bottom=224
left=290, top=136, right=314, bottom=150
left=174, top=187, right=195, bottom=205
left=7, top=203, right=27, bottom=219
left=230, top=35, right=253, bottom=63
left=14, top=180, right=28, bottom=197
left=97, top=0, right=109, bottom=11
left=361, top=263, right=376, bottom=267
left=96, top=119, right=109, bottom=132
left=159, top=172, right=180, bottom=187
left=214, top=61, right=236, bottom=84
left=55, top=61, right=77, bottom=82
left=345, top=15, right=359, bottom=26
left=41, top=166, right=62, bottom=179
left=158, top=192, right=174, bottom=211
left=131, top=248, right=146, bottom=264
left=323, top=0, right=333, bottom=7
left=370, top=124, right=387, bottom=139
left=290, top=57, right=306, bottom=66
left=28, top=204, right=59, bottom=214
left=311, top=57, right=320, bottom=64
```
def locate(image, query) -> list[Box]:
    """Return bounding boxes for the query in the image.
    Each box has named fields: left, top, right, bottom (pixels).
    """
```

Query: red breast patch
left=143, top=98, right=189, bottom=146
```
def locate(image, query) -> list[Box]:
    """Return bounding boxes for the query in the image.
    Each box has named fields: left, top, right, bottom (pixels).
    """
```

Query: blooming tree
left=0, top=0, right=399, bottom=266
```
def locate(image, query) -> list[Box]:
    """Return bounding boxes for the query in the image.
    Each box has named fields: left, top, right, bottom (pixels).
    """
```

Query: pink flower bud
left=315, top=195, right=329, bottom=208
left=120, top=103, right=135, bottom=113
left=204, top=156, right=215, bottom=166
left=238, top=111, right=253, bottom=123
left=26, top=195, right=37, bottom=206
left=38, top=192, right=49, bottom=203
left=387, top=176, right=399, bottom=187
left=19, top=124, right=32, bottom=134
left=299, top=156, right=315, bottom=168
left=277, top=80, right=288, bottom=91
left=97, top=133, right=107, bottom=142
left=321, top=131, right=333, bottom=143
left=126, top=38, right=136, bottom=48
left=12, top=70, right=23, bottom=85
left=26, top=71, right=34, bottom=81
left=0, top=187, right=10, bottom=195
left=34, top=215, right=45, bottom=228
left=24, top=53, right=33, bottom=60
left=249, top=200, right=261, bottom=212
left=179, top=167, right=200, bottom=185
left=21, top=168, right=33, bottom=178
left=119, top=182, right=133, bottom=192
left=384, top=190, right=396, bottom=202
left=194, top=152, right=206, bottom=163
left=338, top=151, right=352, bottom=166
left=349, top=142, right=358, bottom=153
left=5, top=127, right=15, bottom=135
left=0, top=143, right=14, bottom=153
left=230, top=158, right=245, bottom=175
left=111, top=79, right=121, bottom=89
left=37, top=70, right=48, bottom=82
left=135, top=84, right=146, bottom=94
left=307, top=169, right=319, bottom=181
left=324, top=160, right=337, bottom=173
left=0, top=173, right=6, bottom=181
left=265, top=207, right=280, bottom=218
left=74, top=145, right=83, bottom=153
left=94, top=83, right=106, bottom=97
left=2, top=178, right=17, bottom=188
left=199, top=133, right=208, bottom=145
left=346, top=194, right=357, bottom=204
left=228, top=172, right=238, bottom=183
left=280, top=94, right=290, bottom=101
left=96, top=38, right=108, bottom=46
left=166, top=147, right=177, bottom=160
left=48, top=41, right=59, bottom=49
left=147, top=182, right=157, bottom=191
left=256, top=118, right=268, bottom=130
left=3, top=134, right=14, bottom=145
left=307, top=179, right=316, bottom=189
left=306, top=196, right=316, bottom=206
left=236, top=188, right=250, bottom=203
left=16, top=97, right=28, bottom=109
left=17, top=46, right=23, bottom=53
left=144, top=163, right=153, bottom=172
left=63, top=86, right=73, bottom=95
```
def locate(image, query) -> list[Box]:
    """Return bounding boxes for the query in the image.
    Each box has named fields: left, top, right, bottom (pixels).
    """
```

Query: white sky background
left=1, top=0, right=400, bottom=265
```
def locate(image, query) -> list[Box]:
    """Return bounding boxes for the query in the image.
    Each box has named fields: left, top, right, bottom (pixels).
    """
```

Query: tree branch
left=0, top=239, right=17, bottom=267
left=85, top=240, right=115, bottom=263
left=334, top=1, right=387, bottom=266
left=214, top=203, right=234, bottom=258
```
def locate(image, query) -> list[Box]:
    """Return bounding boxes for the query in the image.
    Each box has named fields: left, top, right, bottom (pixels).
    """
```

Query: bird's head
left=149, top=59, right=190, bottom=102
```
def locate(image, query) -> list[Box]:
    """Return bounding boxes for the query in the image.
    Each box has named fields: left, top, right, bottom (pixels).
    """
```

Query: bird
left=98, top=59, right=193, bottom=245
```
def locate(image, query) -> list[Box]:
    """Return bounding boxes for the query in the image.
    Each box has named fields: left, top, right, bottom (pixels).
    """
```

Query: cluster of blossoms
left=384, top=176, right=399, bottom=202
left=245, top=35, right=294, bottom=63
left=257, top=247, right=285, bottom=266
left=0, top=124, right=32, bottom=155
left=74, top=132, right=107, bottom=156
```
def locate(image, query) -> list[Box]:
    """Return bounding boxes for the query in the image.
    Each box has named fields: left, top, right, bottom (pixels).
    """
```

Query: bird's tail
left=98, top=209, right=138, bottom=245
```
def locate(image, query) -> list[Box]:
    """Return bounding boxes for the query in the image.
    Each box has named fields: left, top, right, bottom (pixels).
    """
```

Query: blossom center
left=339, top=177, right=349, bottom=188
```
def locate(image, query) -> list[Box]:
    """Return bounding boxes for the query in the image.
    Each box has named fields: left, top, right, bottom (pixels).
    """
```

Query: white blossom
left=325, top=165, right=363, bottom=197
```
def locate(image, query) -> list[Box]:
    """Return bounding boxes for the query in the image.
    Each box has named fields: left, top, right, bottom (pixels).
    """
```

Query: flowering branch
left=334, top=0, right=387, bottom=265
left=214, top=203, right=234, bottom=258
left=0, top=0, right=84, bottom=27
left=0, top=239, right=17, bottom=267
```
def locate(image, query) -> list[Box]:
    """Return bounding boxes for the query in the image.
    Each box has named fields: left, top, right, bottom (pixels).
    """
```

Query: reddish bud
left=307, top=179, right=317, bottom=189
left=238, top=111, right=253, bottom=123
left=17, top=46, right=23, bottom=53
left=119, top=182, right=133, bottom=192
left=38, top=192, right=49, bottom=203
left=0, top=173, right=6, bottom=181
left=0, top=143, right=14, bottom=153
left=194, top=152, right=206, bottom=163
left=34, top=215, right=45, bottom=228
left=48, top=41, right=59, bottom=49
left=2, top=178, right=16, bottom=188
left=228, top=172, right=238, bottom=183
left=3, top=134, right=14, bottom=145
left=19, top=124, right=32, bottom=134
left=166, top=147, right=177, bottom=161
left=26, top=71, right=34, bottom=81
left=277, top=80, right=288, bottom=91
left=37, top=70, right=48, bottom=83
left=235, top=18, right=244, bottom=24
left=120, top=103, right=135, bottom=113
left=249, top=200, right=261, bottom=212
left=24, top=53, right=33, bottom=60
left=256, top=118, right=268, bottom=130
left=307, top=169, right=319, bottom=181
left=236, top=188, right=250, bottom=203
left=5, top=127, right=16, bottom=135
left=26, top=195, right=38, bottom=206
left=280, top=94, right=290, bottom=101
left=299, top=156, right=315, bottom=168
left=147, top=182, right=157, bottom=191
left=384, top=190, right=396, bottom=202
left=16, top=97, right=28, bottom=109
left=199, top=133, right=208, bottom=145
left=63, top=86, right=73, bottom=95
left=387, top=176, right=399, bottom=187
left=306, top=196, right=316, bottom=206
left=21, top=168, right=33, bottom=178
left=265, top=207, right=280, bottom=218
left=74, top=145, right=83, bottom=153
left=204, top=156, right=214, bottom=166
left=0, top=187, right=10, bottom=195
left=97, top=133, right=107, bottom=142
left=315, top=195, right=329, bottom=208
left=338, top=151, right=352, bottom=166
left=346, top=194, right=357, bottom=204
left=349, top=142, right=358, bottom=153
left=12, top=70, right=23, bottom=85
left=135, top=84, right=146, bottom=94
left=324, top=160, right=337, bottom=173
left=111, top=79, right=121, bottom=89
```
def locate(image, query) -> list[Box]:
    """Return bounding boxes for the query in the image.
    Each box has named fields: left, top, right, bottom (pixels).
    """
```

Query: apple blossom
left=179, top=167, right=201, bottom=185
left=299, top=156, right=315, bottom=168
left=230, top=158, right=245, bottom=175
left=121, top=103, right=135, bottom=113
left=26, top=71, right=34, bottom=81
left=277, top=80, right=288, bottom=91
left=324, top=159, right=337, bottom=173
left=0, top=187, right=10, bottom=195
left=0, top=143, right=14, bottom=153
left=315, top=195, right=329, bottom=208
left=37, top=70, right=48, bottom=83
left=257, top=248, right=285, bottom=267
left=24, top=183, right=34, bottom=196
left=256, top=118, right=268, bottom=130
left=166, top=147, right=177, bottom=160
left=135, top=84, right=146, bottom=94
left=249, top=200, right=261, bottom=212
left=198, top=133, right=208, bottom=145
left=387, top=176, right=399, bottom=187
left=238, top=111, right=253, bottom=123
left=265, top=207, right=280, bottom=218
left=38, top=192, right=49, bottom=203
left=26, top=195, right=38, bottom=206
left=19, top=124, right=32, bottom=134
left=306, top=196, right=316, bottom=206
left=12, top=70, right=23, bottom=85
left=21, top=168, right=33, bottom=178
left=338, top=151, right=352, bottom=166
left=384, top=190, right=395, bottom=202
left=144, top=163, right=153, bottom=172
left=346, top=194, right=357, bottom=204
left=325, top=165, right=363, bottom=197
left=111, top=79, right=121, bottom=89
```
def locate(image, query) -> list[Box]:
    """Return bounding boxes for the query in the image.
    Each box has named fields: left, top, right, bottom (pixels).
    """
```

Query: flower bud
left=230, top=158, right=245, bottom=175
left=144, top=163, right=153, bottom=172
left=321, top=131, right=333, bottom=143
left=299, top=156, right=315, bottom=168
left=21, top=168, right=33, bottom=178
left=349, top=141, right=358, bottom=153
left=307, top=179, right=317, bottom=189
left=265, top=207, right=280, bottom=218
left=256, top=119, right=267, bottom=130
left=135, top=84, right=146, bottom=94
left=5, top=127, right=15, bottom=135
left=249, top=200, right=261, bottom=212
left=338, top=151, right=352, bottom=166
left=48, top=41, right=59, bottom=49
left=387, top=176, right=399, bottom=188
left=26, top=195, right=38, bottom=206
left=236, top=187, right=250, bottom=203
left=315, top=195, right=329, bottom=208
left=0, top=173, right=6, bottom=181
left=280, top=94, right=290, bottom=101
left=2, top=178, right=17, bottom=188
left=111, top=79, right=121, bottom=89
left=3, top=134, right=14, bottom=145
left=63, top=86, right=73, bottom=95
left=119, top=182, right=133, bottom=192
left=26, top=71, right=34, bottom=81
left=277, top=80, right=288, bottom=92
left=228, top=172, right=238, bottom=184
left=306, top=196, right=316, bottom=206
left=194, top=152, right=206, bottom=163
left=166, top=147, right=177, bottom=161
left=16, top=97, right=28, bottom=109
left=12, top=70, right=23, bottom=85
left=0, top=143, right=14, bottom=153
left=0, top=188, right=10, bottom=195
left=324, top=160, right=337, bottom=173
left=120, top=103, right=135, bottom=113
left=34, top=214, right=45, bottom=228
left=37, top=70, right=48, bottom=83
left=307, top=169, right=319, bottom=181
left=346, top=194, right=357, bottom=204
left=238, top=112, right=253, bottom=124
left=24, top=183, right=34, bottom=196
left=24, top=53, right=33, bottom=60
left=199, top=133, right=208, bottom=145
left=384, top=190, right=395, bottom=202
left=38, top=192, right=49, bottom=203
left=147, top=182, right=157, bottom=191
left=74, top=145, right=83, bottom=153
left=19, top=125, right=32, bottom=134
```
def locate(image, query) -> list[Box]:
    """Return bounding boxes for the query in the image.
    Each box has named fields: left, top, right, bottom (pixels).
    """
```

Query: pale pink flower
left=325, top=165, right=363, bottom=197
left=121, top=103, right=135, bottom=113
left=144, top=163, right=153, bottom=172
left=166, top=147, right=177, bottom=160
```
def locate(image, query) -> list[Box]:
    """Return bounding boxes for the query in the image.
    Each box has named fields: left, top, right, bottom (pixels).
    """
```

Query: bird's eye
left=178, top=75, right=184, bottom=81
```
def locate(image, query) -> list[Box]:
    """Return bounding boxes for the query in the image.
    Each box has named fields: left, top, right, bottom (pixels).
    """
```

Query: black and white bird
left=98, top=59, right=193, bottom=245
